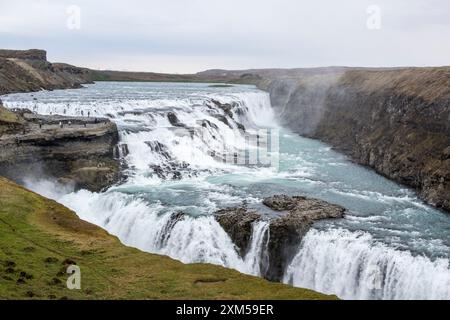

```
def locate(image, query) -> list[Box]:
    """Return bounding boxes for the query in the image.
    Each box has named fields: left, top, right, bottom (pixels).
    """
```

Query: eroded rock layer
left=257, top=67, right=450, bottom=212
left=0, top=104, right=120, bottom=192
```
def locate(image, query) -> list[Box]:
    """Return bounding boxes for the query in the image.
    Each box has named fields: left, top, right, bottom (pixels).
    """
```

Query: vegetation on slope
left=0, top=103, right=25, bottom=135
left=0, top=177, right=335, bottom=300
left=0, top=105, right=23, bottom=125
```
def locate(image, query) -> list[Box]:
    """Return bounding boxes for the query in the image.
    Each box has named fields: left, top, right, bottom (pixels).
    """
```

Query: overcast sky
left=1, top=0, right=449, bottom=73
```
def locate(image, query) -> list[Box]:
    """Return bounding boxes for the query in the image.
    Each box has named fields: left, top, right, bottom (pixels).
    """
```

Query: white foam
left=284, top=228, right=450, bottom=300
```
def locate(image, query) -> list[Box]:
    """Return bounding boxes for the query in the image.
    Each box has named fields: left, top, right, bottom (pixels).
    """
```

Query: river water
left=3, top=82, right=449, bottom=300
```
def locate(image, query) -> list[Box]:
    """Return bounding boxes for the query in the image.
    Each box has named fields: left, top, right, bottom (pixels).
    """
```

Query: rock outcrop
left=215, top=207, right=261, bottom=257
left=0, top=49, right=93, bottom=95
left=0, top=105, right=120, bottom=192
left=216, top=195, right=345, bottom=281
left=254, top=67, right=450, bottom=213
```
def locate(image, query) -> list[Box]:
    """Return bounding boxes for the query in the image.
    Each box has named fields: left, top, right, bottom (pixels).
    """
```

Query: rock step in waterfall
left=164, top=195, right=346, bottom=282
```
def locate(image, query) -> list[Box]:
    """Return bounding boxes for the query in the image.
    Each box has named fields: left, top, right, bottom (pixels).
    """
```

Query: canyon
left=253, top=68, right=450, bottom=212
left=4, top=50, right=444, bottom=212
left=0, top=49, right=448, bottom=300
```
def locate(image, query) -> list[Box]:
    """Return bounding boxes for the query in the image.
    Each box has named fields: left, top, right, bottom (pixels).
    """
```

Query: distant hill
left=0, top=49, right=92, bottom=95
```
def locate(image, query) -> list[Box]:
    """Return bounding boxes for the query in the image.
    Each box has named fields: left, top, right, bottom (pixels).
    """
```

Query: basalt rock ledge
left=0, top=103, right=120, bottom=192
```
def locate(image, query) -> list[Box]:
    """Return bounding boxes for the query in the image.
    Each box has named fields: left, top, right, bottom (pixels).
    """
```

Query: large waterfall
left=3, top=82, right=449, bottom=300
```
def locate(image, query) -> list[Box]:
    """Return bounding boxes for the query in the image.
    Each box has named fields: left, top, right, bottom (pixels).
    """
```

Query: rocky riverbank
left=215, top=195, right=345, bottom=281
left=0, top=102, right=120, bottom=191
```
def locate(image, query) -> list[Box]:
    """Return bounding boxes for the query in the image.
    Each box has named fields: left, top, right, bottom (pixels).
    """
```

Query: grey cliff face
left=256, top=68, right=450, bottom=213
left=0, top=107, right=120, bottom=192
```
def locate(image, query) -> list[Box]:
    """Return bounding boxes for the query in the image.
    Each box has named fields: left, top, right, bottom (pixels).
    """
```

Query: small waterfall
left=244, top=221, right=270, bottom=276
left=283, top=228, right=450, bottom=300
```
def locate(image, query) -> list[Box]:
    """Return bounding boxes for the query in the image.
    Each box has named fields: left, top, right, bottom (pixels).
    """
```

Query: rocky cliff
left=256, top=67, right=450, bottom=212
left=0, top=103, right=120, bottom=192
left=0, top=49, right=92, bottom=95
left=0, top=177, right=335, bottom=300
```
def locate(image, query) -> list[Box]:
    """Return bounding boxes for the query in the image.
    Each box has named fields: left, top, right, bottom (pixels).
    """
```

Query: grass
left=0, top=105, right=23, bottom=125
left=0, top=177, right=336, bottom=300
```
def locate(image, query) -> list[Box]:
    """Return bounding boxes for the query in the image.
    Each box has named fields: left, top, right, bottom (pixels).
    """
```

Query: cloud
left=0, top=0, right=449, bottom=72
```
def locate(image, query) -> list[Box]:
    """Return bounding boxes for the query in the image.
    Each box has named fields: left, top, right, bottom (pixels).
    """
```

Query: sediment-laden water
left=3, top=82, right=449, bottom=300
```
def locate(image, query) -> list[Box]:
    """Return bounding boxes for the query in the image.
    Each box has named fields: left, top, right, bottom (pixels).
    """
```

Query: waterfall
left=283, top=228, right=450, bottom=300
left=5, top=82, right=449, bottom=300
left=244, top=221, right=270, bottom=276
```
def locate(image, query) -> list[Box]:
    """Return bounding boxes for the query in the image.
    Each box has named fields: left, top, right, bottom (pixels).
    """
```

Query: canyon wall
left=0, top=104, right=120, bottom=192
left=257, top=67, right=450, bottom=212
left=0, top=49, right=92, bottom=95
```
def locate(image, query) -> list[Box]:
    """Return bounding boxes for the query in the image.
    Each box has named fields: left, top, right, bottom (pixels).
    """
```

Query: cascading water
left=2, top=81, right=449, bottom=300
left=284, top=228, right=450, bottom=300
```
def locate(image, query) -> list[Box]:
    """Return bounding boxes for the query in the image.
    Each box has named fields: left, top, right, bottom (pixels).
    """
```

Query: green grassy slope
left=0, top=177, right=336, bottom=300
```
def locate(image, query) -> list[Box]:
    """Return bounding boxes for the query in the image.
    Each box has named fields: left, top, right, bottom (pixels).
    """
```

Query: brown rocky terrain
left=215, top=195, right=345, bottom=281
left=0, top=49, right=92, bottom=95
left=0, top=102, right=120, bottom=191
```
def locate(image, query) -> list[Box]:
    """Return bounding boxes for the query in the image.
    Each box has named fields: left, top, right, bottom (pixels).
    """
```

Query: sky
left=0, top=0, right=449, bottom=73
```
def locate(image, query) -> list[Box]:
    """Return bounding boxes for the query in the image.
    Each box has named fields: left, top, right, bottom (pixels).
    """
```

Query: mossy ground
left=0, top=105, right=24, bottom=125
left=0, top=177, right=336, bottom=300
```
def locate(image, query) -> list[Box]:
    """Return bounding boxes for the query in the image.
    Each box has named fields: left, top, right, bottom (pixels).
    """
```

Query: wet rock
left=215, top=207, right=260, bottom=256
left=215, top=195, right=345, bottom=281
left=150, top=161, right=192, bottom=180
left=172, top=171, right=182, bottom=180
left=167, top=112, right=185, bottom=127
left=200, top=119, right=219, bottom=130
left=264, top=195, right=345, bottom=219
left=211, top=99, right=234, bottom=118
left=145, top=141, right=171, bottom=159
left=236, top=122, right=246, bottom=131
left=158, top=212, right=186, bottom=248
left=262, top=194, right=300, bottom=211
left=114, top=143, right=130, bottom=158
left=211, top=114, right=232, bottom=128
left=0, top=113, right=120, bottom=192
left=150, top=165, right=166, bottom=179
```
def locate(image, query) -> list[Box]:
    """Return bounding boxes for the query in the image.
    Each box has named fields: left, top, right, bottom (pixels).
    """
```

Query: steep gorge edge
left=254, top=68, right=450, bottom=213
